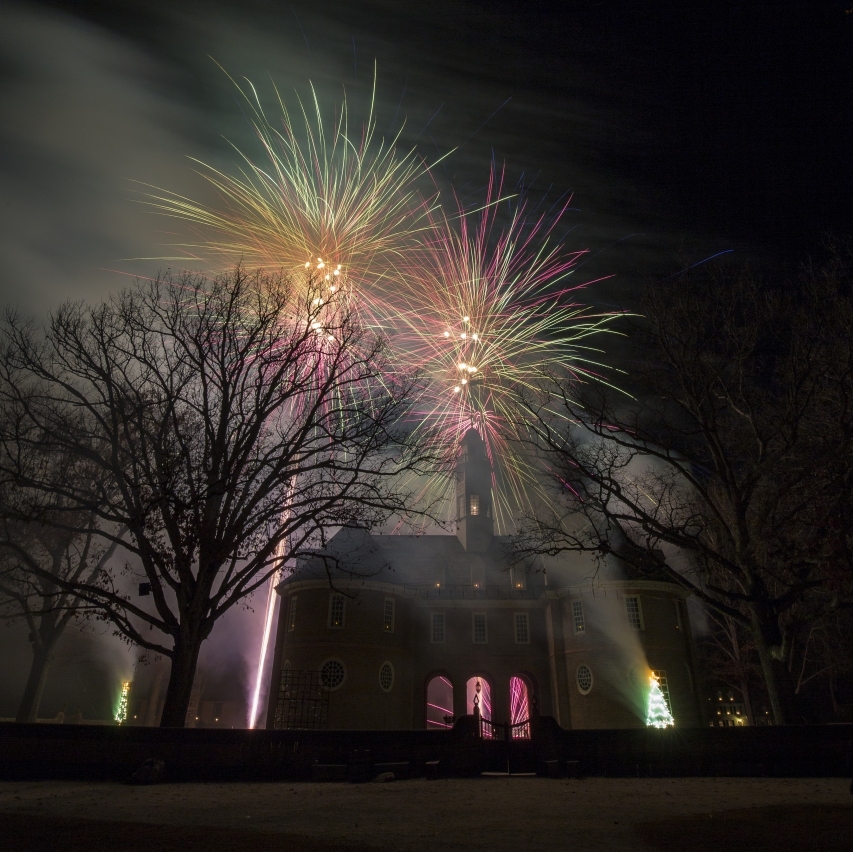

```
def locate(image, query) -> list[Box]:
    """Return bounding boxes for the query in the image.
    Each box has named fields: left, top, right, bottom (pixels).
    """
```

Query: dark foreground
left=0, top=778, right=850, bottom=852
left=1, top=719, right=850, bottom=780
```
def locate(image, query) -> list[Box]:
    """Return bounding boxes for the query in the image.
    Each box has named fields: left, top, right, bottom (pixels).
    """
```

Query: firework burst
left=141, top=64, right=438, bottom=297
left=372, top=167, right=622, bottom=530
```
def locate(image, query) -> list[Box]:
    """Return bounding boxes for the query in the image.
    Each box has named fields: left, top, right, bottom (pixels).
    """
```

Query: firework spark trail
left=368, top=165, right=623, bottom=529
left=139, top=63, right=441, bottom=292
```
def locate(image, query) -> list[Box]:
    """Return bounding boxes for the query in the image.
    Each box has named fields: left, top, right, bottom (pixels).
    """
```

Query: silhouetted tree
left=0, top=266, right=433, bottom=727
left=516, top=249, right=853, bottom=724
left=0, top=494, right=120, bottom=722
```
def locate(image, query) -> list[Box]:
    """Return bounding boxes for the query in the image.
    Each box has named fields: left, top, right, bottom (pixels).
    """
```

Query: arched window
left=425, top=675, right=454, bottom=729
left=466, top=676, right=492, bottom=718
left=509, top=675, right=531, bottom=739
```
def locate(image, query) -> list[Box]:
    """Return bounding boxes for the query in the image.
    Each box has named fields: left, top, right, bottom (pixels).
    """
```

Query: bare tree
left=516, top=251, right=853, bottom=724
left=0, top=496, right=121, bottom=722
left=0, top=266, right=432, bottom=727
left=697, top=602, right=762, bottom=725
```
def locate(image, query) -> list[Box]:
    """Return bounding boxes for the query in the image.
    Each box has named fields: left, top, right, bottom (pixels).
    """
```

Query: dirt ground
left=0, top=777, right=851, bottom=852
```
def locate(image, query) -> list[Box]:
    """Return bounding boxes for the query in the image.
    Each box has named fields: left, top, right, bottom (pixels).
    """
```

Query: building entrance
left=425, top=675, right=454, bottom=729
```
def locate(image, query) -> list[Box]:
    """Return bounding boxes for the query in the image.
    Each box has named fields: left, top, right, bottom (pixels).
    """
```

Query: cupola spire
left=455, top=428, right=494, bottom=551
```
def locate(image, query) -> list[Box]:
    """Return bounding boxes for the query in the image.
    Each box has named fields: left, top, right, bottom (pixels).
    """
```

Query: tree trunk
left=158, top=628, right=205, bottom=728
left=16, top=643, right=54, bottom=723
left=750, top=606, right=801, bottom=725
left=739, top=675, right=755, bottom=726
left=144, top=664, right=165, bottom=726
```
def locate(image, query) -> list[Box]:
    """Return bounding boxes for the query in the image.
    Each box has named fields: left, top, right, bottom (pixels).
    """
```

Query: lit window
left=379, top=661, right=394, bottom=692
left=287, top=596, right=298, bottom=631
left=652, top=669, right=672, bottom=712
left=319, top=658, right=346, bottom=690
left=576, top=664, right=593, bottom=695
left=431, top=612, right=446, bottom=643
left=514, top=612, right=530, bottom=644
left=469, top=494, right=480, bottom=516
left=572, top=599, right=585, bottom=633
left=328, top=594, right=345, bottom=628
left=472, top=613, right=487, bottom=644
left=625, top=596, right=643, bottom=630
left=383, top=598, right=395, bottom=632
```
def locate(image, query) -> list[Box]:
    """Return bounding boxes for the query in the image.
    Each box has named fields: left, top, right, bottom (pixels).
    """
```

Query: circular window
left=319, top=658, right=346, bottom=690
left=379, top=661, right=394, bottom=692
left=576, top=664, right=593, bottom=695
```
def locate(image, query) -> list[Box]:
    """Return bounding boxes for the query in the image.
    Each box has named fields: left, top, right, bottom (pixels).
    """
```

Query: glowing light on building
left=115, top=680, right=131, bottom=725
left=646, top=674, right=675, bottom=728
left=466, top=677, right=492, bottom=718
left=510, top=675, right=530, bottom=738
left=426, top=675, right=454, bottom=729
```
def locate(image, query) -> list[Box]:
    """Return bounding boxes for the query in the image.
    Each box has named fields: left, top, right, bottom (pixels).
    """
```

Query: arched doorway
left=466, top=676, right=492, bottom=718
left=509, top=675, right=531, bottom=739
left=466, top=676, right=493, bottom=737
left=425, top=675, right=454, bottom=729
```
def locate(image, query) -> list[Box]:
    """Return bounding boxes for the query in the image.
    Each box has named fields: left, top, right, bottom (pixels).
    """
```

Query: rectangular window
left=472, top=613, right=487, bottom=643
left=383, top=598, right=395, bottom=632
left=674, top=599, right=683, bottom=632
left=287, top=596, right=298, bottom=632
left=514, top=612, right=530, bottom=644
left=625, top=596, right=643, bottom=630
left=652, top=669, right=672, bottom=713
left=328, top=594, right=345, bottom=628
left=469, top=494, right=480, bottom=516
left=431, top=612, right=446, bottom=643
left=572, top=599, right=585, bottom=633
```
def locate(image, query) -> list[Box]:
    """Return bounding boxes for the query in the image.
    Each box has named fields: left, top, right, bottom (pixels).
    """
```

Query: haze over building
left=267, top=429, right=701, bottom=730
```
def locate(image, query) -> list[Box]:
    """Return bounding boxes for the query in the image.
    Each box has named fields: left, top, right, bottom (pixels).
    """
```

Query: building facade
left=266, top=430, right=702, bottom=731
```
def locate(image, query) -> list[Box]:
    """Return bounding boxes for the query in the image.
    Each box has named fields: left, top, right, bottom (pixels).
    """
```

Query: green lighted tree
left=646, top=677, right=674, bottom=728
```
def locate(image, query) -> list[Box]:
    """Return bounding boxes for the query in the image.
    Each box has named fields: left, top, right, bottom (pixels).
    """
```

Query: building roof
left=284, top=526, right=531, bottom=588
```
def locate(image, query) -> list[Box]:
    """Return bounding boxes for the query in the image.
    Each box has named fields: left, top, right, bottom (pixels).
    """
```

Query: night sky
left=0, top=0, right=851, bottom=718
left=1, top=0, right=851, bottom=316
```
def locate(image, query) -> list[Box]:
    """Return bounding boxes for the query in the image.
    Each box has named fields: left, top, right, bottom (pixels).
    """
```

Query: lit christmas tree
left=646, top=675, right=675, bottom=728
left=115, top=680, right=131, bottom=725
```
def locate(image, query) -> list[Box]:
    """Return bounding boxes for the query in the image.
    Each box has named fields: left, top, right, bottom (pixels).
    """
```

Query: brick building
left=266, top=429, right=702, bottom=730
